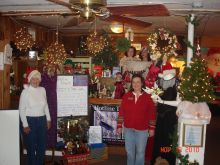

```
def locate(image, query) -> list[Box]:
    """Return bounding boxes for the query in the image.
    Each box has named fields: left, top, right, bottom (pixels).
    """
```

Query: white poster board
left=0, top=110, right=20, bottom=165
left=57, top=75, right=88, bottom=117
left=89, top=126, right=102, bottom=144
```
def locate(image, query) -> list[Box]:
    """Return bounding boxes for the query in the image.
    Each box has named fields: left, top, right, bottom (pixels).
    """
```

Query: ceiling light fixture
left=110, top=24, right=124, bottom=33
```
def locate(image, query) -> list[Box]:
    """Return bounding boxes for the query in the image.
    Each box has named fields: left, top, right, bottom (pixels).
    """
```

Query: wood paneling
left=0, top=17, right=11, bottom=109
left=0, top=16, right=56, bottom=109
left=201, top=35, right=220, bottom=48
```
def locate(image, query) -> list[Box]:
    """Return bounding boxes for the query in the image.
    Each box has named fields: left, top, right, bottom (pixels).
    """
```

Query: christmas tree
left=178, top=57, right=215, bottom=103
left=92, top=31, right=118, bottom=69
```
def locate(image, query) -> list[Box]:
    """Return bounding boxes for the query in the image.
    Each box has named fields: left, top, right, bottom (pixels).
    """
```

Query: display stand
left=177, top=118, right=209, bottom=165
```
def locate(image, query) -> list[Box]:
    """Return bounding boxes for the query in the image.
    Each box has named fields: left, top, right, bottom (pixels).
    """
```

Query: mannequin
left=152, top=69, right=178, bottom=165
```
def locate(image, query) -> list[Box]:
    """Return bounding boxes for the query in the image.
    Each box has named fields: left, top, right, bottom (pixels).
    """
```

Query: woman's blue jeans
left=124, top=127, right=149, bottom=165
left=23, top=116, right=47, bottom=165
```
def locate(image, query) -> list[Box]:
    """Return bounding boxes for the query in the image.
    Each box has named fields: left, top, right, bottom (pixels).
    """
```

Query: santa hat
left=158, top=69, right=176, bottom=80
left=27, top=70, right=41, bottom=83
left=207, top=48, right=220, bottom=56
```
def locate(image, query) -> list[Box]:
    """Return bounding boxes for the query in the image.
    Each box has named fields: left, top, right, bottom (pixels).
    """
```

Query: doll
left=113, top=72, right=125, bottom=99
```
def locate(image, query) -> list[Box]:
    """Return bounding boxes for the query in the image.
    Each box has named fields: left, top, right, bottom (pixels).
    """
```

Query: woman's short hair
left=139, top=48, right=151, bottom=61
left=125, top=46, right=136, bottom=57
left=130, top=74, right=146, bottom=92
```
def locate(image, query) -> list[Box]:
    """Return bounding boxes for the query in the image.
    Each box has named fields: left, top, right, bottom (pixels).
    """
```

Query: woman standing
left=117, top=74, right=156, bottom=165
left=120, top=46, right=140, bottom=91
left=139, top=47, right=152, bottom=79
left=19, top=70, right=51, bottom=165
left=120, top=46, right=140, bottom=73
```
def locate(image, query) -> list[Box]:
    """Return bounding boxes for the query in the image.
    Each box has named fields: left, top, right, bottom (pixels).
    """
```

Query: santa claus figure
left=207, top=48, right=220, bottom=94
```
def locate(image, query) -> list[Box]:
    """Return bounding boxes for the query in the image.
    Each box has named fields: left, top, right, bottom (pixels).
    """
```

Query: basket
left=63, top=152, right=90, bottom=165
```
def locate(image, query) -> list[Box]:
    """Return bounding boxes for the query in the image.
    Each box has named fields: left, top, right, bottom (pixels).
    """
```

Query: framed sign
left=131, top=43, right=142, bottom=50
left=91, top=104, right=124, bottom=145
left=183, top=124, right=204, bottom=147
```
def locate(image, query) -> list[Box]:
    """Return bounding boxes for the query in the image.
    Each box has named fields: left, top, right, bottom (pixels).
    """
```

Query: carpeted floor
left=21, top=113, right=220, bottom=165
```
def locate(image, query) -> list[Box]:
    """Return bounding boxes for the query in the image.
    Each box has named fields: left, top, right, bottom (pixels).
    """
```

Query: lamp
left=110, top=24, right=124, bottom=34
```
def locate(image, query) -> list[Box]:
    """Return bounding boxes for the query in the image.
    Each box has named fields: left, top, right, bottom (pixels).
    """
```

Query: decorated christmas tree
left=92, top=31, right=118, bottom=69
left=178, top=57, right=215, bottom=103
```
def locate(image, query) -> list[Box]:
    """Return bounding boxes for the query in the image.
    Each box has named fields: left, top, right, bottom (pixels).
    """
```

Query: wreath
left=147, top=28, right=178, bottom=60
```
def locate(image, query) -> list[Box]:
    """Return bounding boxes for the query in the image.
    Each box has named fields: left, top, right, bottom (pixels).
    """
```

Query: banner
left=91, top=104, right=124, bottom=145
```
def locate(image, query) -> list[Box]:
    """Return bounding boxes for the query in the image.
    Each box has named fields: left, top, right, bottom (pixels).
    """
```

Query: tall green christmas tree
left=178, top=57, right=215, bottom=103
left=92, top=31, right=118, bottom=69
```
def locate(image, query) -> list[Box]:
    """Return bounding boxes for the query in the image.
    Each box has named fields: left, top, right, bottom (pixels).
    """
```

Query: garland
left=147, top=28, right=178, bottom=60
left=185, top=14, right=201, bottom=27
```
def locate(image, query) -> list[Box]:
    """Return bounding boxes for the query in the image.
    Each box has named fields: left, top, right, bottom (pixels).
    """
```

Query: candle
left=67, top=121, right=70, bottom=133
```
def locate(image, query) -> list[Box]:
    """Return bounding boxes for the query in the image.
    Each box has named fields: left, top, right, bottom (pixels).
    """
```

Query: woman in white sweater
left=19, top=70, right=51, bottom=165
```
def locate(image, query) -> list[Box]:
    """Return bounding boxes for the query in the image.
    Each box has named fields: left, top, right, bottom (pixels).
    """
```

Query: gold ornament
left=86, top=32, right=108, bottom=55
left=14, top=27, right=35, bottom=50
left=45, top=41, right=67, bottom=66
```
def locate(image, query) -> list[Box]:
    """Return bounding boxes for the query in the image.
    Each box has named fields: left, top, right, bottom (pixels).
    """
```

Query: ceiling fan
left=47, top=0, right=170, bottom=28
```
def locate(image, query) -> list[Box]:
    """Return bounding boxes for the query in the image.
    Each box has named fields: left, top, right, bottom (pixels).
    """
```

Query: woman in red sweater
left=117, top=74, right=156, bottom=165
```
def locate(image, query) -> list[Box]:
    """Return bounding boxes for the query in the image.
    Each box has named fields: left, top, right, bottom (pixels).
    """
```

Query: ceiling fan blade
left=63, top=16, right=83, bottom=27
left=105, top=15, right=152, bottom=28
left=47, top=0, right=72, bottom=9
left=107, top=4, right=169, bottom=17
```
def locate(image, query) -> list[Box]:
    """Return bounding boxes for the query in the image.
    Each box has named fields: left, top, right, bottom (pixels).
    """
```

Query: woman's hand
left=117, top=128, right=122, bottom=135
left=23, top=127, right=31, bottom=134
left=47, top=121, right=51, bottom=130
left=148, top=130, right=155, bottom=137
